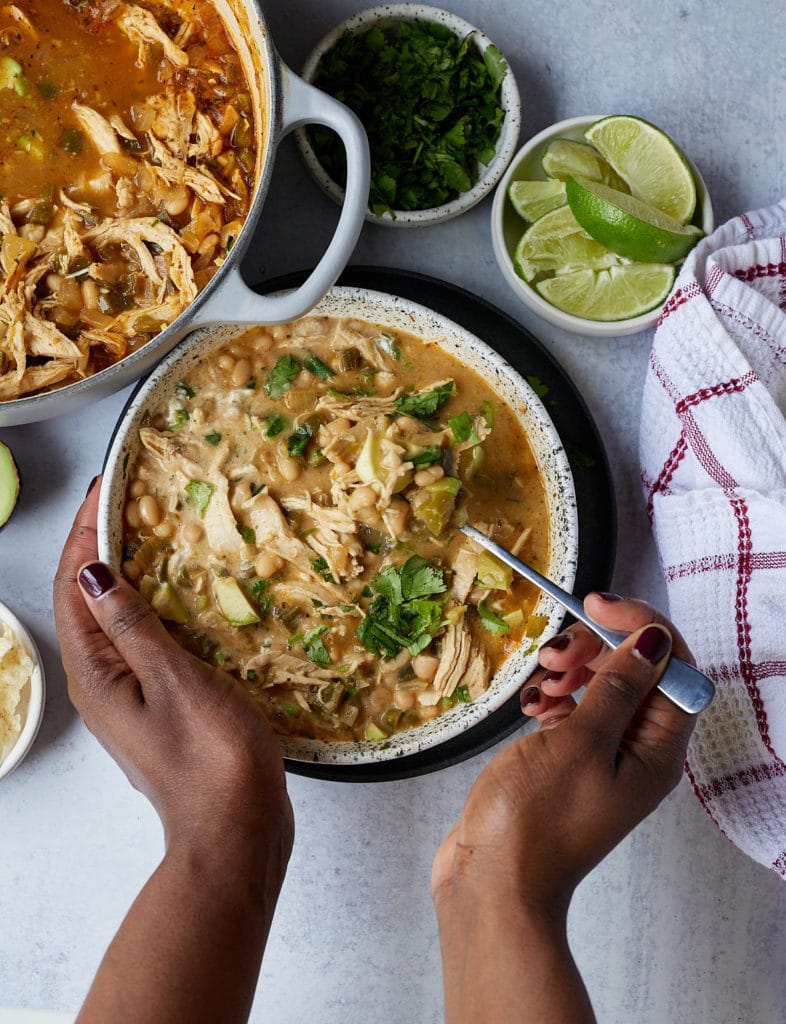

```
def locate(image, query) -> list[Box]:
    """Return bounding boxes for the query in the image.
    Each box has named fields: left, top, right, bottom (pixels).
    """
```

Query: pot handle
left=194, top=64, right=370, bottom=326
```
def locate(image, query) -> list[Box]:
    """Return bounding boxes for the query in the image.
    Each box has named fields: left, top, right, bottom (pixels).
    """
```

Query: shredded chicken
left=116, top=4, right=189, bottom=68
left=432, top=622, right=491, bottom=700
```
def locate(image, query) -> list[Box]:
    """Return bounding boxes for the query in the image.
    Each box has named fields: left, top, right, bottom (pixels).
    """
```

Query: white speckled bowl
left=297, top=4, right=522, bottom=227
left=491, top=114, right=715, bottom=336
left=98, top=287, right=578, bottom=766
left=0, top=600, right=45, bottom=782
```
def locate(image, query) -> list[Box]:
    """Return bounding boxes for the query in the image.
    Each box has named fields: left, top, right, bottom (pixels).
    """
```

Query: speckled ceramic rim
left=98, top=286, right=578, bottom=765
left=296, top=3, right=522, bottom=227
left=0, top=600, right=45, bottom=782
left=490, top=114, right=715, bottom=337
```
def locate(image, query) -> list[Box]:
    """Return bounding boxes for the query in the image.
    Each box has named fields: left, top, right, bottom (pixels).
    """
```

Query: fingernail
left=633, top=625, right=671, bottom=665
left=85, top=475, right=99, bottom=499
left=540, top=633, right=570, bottom=651
left=597, top=591, right=623, bottom=602
left=520, top=686, right=541, bottom=714
left=541, top=670, right=564, bottom=685
left=79, top=562, right=116, bottom=599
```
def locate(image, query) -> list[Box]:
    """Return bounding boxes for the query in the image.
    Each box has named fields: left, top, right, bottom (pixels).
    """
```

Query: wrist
left=165, top=800, right=294, bottom=900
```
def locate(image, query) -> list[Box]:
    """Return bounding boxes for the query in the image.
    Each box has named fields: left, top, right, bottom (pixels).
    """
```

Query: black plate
left=250, top=267, right=617, bottom=783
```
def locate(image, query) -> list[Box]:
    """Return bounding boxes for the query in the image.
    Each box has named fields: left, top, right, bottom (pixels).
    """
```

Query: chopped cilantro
left=204, top=432, right=222, bottom=446
left=454, top=685, right=470, bottom=703
left=448, top=411, right=479, bottom=444
left=287, top=424, right=313, bottom=458
left=237, top=524, right=256, bottom=545
left=526, top=375, right=550, bottom=400
left=309, top=23, right=506, bottom=215
left=302, top=625, right=331, bottom=666
left=478, top=598, right=510, bottom=635
left=356, top=555, right=448, bottom=658
left=393, top=381, right=454, bottom=421
left=310, top=556, right=336, bottom=583
left=410, top=446, right=443, bottom=467
left=248, top=579, right=272, bottom=617
left=184, top=479, right=214, bottom=518
left=264, top=413, right=287, bottom=438
left=168, top=408, right=190, bottom=431
left=175, top=381, right=196, bottom=399
left=265, top=355, right=300, bottom=399
left=304, top=352, right=335, bottom=380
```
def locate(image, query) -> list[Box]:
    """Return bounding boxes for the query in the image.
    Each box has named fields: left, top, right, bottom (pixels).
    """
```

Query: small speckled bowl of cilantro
left=297, top=4, right=521, bottom=226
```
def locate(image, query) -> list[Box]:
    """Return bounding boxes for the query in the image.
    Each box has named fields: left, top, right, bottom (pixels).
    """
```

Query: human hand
left=432, top=594, right=696, bottom=914
left=53, top=478, right=293, bottom=862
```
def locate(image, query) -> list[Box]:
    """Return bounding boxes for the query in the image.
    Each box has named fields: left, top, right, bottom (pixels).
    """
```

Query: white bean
left=255, top=552, right=283, bottom=578
left=413, top=654, right=440, bottom=682
left=231, top=358, right=251, bottom=388
left=124, top=501, right=141, bottom=529
left=348, top=485, right=377, bottom=513
left=138, top=495, right=161, bottom=527
left=183, top=522, right=204, bottom=544
left=414, top=465, right=444, bottom=487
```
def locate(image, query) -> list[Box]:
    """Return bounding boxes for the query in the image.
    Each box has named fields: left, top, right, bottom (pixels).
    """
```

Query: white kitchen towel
left=639, top=199, right=786, bottom=876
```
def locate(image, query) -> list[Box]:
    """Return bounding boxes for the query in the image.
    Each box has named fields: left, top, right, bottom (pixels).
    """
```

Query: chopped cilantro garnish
left=287, top=424, right=313, bottom=458
left=393, top=381, right=454, bottom=421
left=264, top=413, right=287, bottom=438
left=309, top=23, right=506, bottom=215
left=310, top=556, right=336, bottom=583
left=184, top=479, right=214, bottom=518
left=448, top=411, right=479, bottom=444
left=265, top=355, right=300, bottom=399
left=237, top=524, right=256, bottom=545
left=302, top=625, right=331, bottom=666
left=248, top=579, right=272, bottom=617
left=410, top=446, right=443, bottom=467
left=304, top=352, right=335, bottom=380
left=478, top=598, right=510, bottom=635
left=455, top=685, right=470, bottom=703
left=175, top=381, right=196, bottom=399
left=526, top=375, right=550, bottom=400
left=168, top=408, right=190, bottom=431
left=204, top=432, right=222, bottom=446
left=356, top=555, right=448, bottom=658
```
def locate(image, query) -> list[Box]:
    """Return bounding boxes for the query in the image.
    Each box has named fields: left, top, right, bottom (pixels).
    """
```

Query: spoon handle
left=461, top=525, right=714, bottom=714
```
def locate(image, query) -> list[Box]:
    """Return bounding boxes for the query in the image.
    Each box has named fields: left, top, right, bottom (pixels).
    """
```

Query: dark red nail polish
left=85, top=475, right=99, bottom=498
left=541, top=670, right=565, bottom=683
left=541, top=633, right=570, bottom=651
left=633, top=625, right=671, bottom=665
left=598, top=591, right=623, bottom=602
left=79, top=562, right=115, bottom=598
left=520, top=686, right=540, bottom=713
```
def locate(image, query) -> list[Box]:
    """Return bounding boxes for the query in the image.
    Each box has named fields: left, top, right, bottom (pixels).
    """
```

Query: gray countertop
left=2, top=1, right=786, bottom=1021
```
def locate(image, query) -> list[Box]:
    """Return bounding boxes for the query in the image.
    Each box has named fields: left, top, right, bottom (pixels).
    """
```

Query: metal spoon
left=460, top=524, right=715, bottom=714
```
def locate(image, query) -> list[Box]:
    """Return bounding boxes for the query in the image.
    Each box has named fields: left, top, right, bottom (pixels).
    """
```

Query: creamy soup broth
left=121, top=316, right=551, bottom=743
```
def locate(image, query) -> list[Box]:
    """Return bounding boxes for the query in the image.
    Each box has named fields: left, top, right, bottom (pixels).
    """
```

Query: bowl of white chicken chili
left=98, top=287, right=578, bottom=765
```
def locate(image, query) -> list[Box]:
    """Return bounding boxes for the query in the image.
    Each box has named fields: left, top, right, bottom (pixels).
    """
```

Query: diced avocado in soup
left=121, top=317, right=550, bottom=743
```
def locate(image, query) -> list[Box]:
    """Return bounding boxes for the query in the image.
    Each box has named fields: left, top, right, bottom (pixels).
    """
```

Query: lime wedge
left=513, top=205, right=621, bottom=282
left=585, top=115, right=697, bottom=222
left=509, top=179, right=566, bottom=222
left=566, top=175, right=703, bottom=263
left=536, top=263, right=675, bottom=321
left=541, top=138, right=629, bottom=191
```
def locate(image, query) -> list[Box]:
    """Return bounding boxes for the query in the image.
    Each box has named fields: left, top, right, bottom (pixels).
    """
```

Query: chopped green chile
left=121, top=316, right=550, bottom=744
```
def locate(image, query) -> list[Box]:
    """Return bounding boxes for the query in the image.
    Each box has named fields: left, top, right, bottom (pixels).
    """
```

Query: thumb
left=571, top=624, right=672, bottom=752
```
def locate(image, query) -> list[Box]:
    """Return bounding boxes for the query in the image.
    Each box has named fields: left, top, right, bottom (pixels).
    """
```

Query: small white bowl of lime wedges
left=491, top=114, right=714, bottom=337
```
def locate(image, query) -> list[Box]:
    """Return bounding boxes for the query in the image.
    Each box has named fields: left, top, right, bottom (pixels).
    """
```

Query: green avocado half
left=0, top=441, right=20, bottom=529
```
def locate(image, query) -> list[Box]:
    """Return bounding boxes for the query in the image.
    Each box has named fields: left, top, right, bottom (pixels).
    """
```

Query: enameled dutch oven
left=0, top=0, right=370, bottom=427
